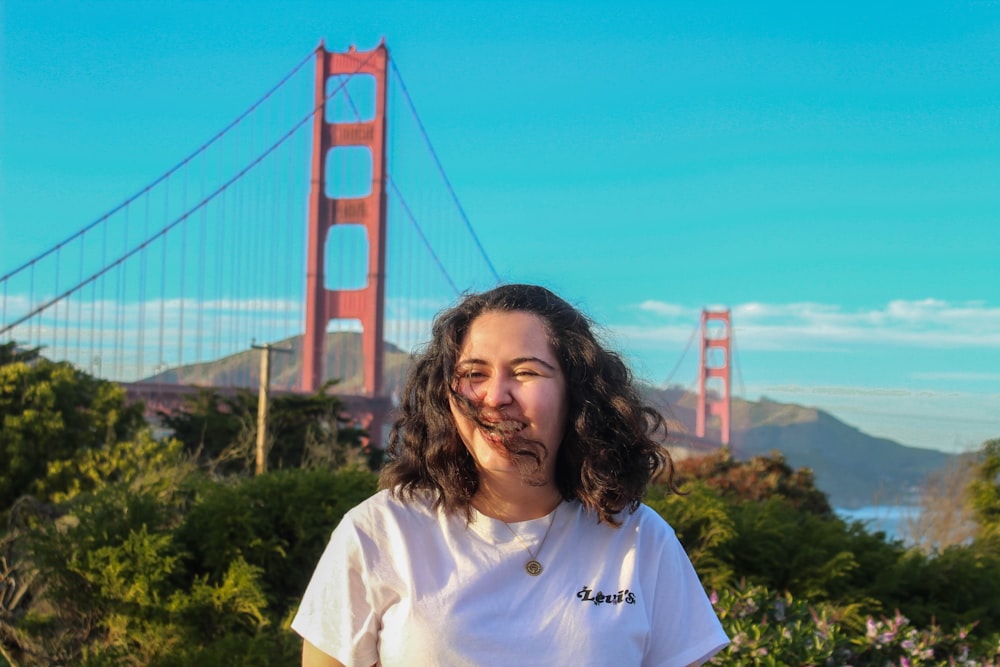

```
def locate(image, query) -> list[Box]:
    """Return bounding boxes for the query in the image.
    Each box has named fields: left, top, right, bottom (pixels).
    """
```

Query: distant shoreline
left=836, top=505, right=918, bottom=543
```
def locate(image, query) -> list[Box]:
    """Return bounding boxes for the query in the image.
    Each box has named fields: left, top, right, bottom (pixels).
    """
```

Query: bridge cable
left=389, top=60, right=500, bottom=283
left=661, top=319, right=700, bottom=388
left=0, top=48, right=315, bottom=284
left=731, top=324, right=746, bottom=399
left=0, top=52, right=374, bottom=338
left=386, top=177, right=460, bottom=294
left=337, top=64, right=458, bottom=353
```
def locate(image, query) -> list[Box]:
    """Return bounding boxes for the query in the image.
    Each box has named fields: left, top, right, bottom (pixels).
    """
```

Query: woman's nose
left=481, top=374, right=513, bottom=407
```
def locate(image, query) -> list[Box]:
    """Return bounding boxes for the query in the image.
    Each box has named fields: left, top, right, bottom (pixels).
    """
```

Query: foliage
left=709, top=582, right=851, bottom=665
left=157, top=384, right=368, bottom=474
left=725, top=497, right=864, bottom=602
left=3, top=351, right=999, bottom=664
left=12, top=477, right=207, bottom=664
left=175, top=466, right=378, bottom=619
left=654, top=447, right=1000, bottom=635
left=706, top=581, right=1000, bottom=666
left=645, top=481, right=737, bottom=590
left=4, top=459, right=376, bottom=666
left=155, top=388, right=243, bottom=465
left=870, top=539, right=1000, bottom=635
left=147, top=627, right=300, bottom=667
left=903, top=454, right=979, bottom=553
left=36, top=432, right=189, bottom=504
left=671, top=448, right=833, bottom=517
left=657, top=452, right=899, bottom=609
left=968, top=438, right=1000, bottom=540
left=0, top=342, right=146, bottom=511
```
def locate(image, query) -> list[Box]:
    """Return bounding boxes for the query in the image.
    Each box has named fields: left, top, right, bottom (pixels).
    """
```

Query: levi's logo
left=576, top=586, right=636, bottom=606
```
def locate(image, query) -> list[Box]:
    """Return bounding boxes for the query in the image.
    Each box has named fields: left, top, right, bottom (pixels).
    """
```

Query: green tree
left=15, top=475, right=276, bottom=666
left=968, top=438, right=1000, bottom=540
left=658, top=445, right=1000, bottom=636
left=155, top=388, right=243, bottom=464
left=670, top=448, right=833, bottom=517
left=0, top=342, right=146, bottom=511
left=724, top=497, right=871, bottom=606
left=159, top=383, right=367, bottom=474
left=646, top=481, right=737, bottom=590
left=4, top=462, right=377, bottom=666
left=35, top=432, right=188, bottom=503
left=175, top=466, right=378, bottom=620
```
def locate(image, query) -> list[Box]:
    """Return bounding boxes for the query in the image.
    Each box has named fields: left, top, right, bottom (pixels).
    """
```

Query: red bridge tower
left=696, top=309, right=732, bottom=446
left=303, top=41, right=390, bottom=442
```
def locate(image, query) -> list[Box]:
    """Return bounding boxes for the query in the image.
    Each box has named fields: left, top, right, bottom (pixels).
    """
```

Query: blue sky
left=2, top=1, right=999, bottom=453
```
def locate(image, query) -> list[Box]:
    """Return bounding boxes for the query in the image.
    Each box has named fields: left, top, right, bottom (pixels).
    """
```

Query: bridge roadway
left=123, top=382, right=719, bottom=452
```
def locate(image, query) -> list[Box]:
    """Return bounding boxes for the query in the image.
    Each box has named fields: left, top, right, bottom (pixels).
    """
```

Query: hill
left=147, top=336, right=954, bottom=509
left=646, top=386, right=953, bottom=508
left=145, top=331, right=413, bottom=394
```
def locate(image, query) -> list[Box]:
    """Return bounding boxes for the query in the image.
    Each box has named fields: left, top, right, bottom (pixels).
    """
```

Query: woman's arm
left=302, top=640, right=349, bottom=667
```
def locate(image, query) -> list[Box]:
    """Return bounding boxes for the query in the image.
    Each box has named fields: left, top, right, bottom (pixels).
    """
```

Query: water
left=836, top=505, right=919, bottom=543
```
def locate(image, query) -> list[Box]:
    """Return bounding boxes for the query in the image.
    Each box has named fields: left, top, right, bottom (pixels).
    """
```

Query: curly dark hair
left=380, top=283, right=673, bottom=525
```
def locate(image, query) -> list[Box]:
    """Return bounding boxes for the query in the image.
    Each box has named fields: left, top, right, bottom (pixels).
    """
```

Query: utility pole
left=251, top=341, right=293, bottom=475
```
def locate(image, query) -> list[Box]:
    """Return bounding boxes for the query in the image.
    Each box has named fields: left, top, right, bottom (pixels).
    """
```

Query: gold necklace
left=494, top=503, right=559, bottom=576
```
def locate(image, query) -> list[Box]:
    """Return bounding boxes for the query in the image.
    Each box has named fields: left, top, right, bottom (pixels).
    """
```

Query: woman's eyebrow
left=455, top=356, right=557, bottom=370
left=510, top=356, right=557, bottom=370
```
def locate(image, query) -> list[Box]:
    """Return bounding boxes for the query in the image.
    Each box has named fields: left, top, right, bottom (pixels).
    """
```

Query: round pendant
left=526, top=560, right=543, bottom=576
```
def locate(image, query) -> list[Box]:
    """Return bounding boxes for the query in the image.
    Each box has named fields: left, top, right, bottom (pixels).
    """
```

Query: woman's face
left=450, top=310, right=569, bottom=484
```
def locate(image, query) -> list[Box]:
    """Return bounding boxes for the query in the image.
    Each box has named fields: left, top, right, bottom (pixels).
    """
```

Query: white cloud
left=752, top=384, right=954, bottom=399
left=910, top=371, right=1000, bottom=383
left=619, top=298, right=1000, bottom=350
left=636, top=300, right=696, bottom=318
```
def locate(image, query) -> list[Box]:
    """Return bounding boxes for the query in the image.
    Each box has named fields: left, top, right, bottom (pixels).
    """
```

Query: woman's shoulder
left=616, top=502, right=679, bottom=539
left=344, top=487, right=442, bottom=530
left=568, top=500, right=676, bottom=536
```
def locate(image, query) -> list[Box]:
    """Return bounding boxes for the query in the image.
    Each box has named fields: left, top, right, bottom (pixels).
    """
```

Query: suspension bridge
left=1, top=41, right=734, bottom=448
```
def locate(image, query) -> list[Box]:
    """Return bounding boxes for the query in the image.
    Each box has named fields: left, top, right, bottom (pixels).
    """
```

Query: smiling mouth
left=478, top=420, right=525, bottom=443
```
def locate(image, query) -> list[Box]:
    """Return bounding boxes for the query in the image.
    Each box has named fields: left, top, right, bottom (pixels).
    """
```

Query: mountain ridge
left=147, top=333, right=954, bottom=508
left=644, top=385, right=952, bottom=508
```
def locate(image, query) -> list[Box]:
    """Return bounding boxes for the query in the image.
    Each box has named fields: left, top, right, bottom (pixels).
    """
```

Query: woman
left=293, top=284, right=728, bottom=667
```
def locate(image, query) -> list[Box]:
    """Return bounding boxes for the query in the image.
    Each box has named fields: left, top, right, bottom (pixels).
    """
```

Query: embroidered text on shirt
left=576, top=586, right=636, bottom=606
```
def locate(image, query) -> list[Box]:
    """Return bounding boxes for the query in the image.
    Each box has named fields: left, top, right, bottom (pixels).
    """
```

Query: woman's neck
left=473, top=478, right=562, bottom=523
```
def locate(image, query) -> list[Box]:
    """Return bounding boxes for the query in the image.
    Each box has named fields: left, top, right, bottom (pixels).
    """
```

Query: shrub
left=707, top=582, right=1000, bottom=666
left=646, top=481, right=737, bottom=590
left=174, top=466, right=378, bottom=621
left=0, top=343, right=146, bottom=512
left=655, top=451, right=1000, bottom=636
left=5, top=461, right=377, bottom=665
left=671, top=449, right=833, bottom=517
left=158, top=385, right=367, bottom=474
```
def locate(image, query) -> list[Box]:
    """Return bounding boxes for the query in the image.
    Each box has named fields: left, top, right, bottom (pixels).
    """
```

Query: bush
left=707, top=582, right=1000, bottom=666
left=671, top=449, right=833, bottom=517
left=656, top=450, right=1000, bottom=637
left=158, top=385, right=367, bottom=474
left=175, top=466, right=378, bottom=619
left=646, top=481, right=737, bottom=590
left=5, top=461, right=377, bottom=666
left=872, top=540, right=1000, bottom=635
left=0, top=343, right=146, bottom=512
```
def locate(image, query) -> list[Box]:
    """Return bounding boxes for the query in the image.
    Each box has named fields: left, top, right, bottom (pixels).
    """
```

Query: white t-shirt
left=292, top=489, right=728, bottom=667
